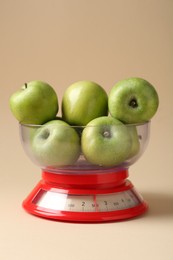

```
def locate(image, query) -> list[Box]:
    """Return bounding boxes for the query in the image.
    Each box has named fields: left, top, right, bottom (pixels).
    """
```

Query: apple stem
left=24, top=83, right=27, bottom=89
left=129, top=98, right=138, bottom=108
left=103, top=130, right=111, bottom=138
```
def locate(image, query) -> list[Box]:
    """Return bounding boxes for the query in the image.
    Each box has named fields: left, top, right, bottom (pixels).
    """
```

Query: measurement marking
left=68, top=203, right=75, bottom=211
left=104, top=200, right=109, bottom=211
left=35, top=189, right=140, bottom=213
left=82, top=201, right=85, bottom=212
left=94, top=194, right=99, bottom=212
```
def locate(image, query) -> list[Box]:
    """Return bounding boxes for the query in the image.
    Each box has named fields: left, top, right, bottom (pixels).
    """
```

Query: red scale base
left=22, top=169, right=148, bottom=223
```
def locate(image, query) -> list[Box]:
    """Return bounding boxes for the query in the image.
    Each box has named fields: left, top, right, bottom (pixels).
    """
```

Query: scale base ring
left=22, top=170, right=148, bottom=223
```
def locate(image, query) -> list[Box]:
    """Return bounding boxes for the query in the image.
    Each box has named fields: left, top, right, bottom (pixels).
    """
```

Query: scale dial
left=34, top=189, right=141, bottom=213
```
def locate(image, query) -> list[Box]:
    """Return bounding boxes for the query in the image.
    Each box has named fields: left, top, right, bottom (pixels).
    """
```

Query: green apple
left=81, top=116, right=132, bottom=167
left=9, top=80, right=59, bottom=124
left=127, top=125, right=140, bottom=159
left=108, top=77, right=159, bottom=123
left=31, top=120, right=81, bottom=167
left=62, top=80, right=108, bottom=126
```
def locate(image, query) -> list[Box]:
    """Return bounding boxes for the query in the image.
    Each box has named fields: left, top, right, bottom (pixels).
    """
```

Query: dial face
left=33, top=189, right=141, bottom=213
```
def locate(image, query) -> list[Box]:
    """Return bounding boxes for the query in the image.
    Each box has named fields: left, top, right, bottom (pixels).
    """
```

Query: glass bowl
left=19, top=121, right=150, bottom=175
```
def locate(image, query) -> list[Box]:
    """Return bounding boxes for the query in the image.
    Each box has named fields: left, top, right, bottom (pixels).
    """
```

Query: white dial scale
left=35, top=189, right=140, bottom=212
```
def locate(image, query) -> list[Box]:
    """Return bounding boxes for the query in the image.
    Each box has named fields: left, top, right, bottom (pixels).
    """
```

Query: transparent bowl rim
left=19, top=120, right=150, bottom=128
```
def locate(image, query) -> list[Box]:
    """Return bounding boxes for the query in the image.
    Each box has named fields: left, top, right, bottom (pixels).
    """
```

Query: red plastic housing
left=22, top=169, right=148, bottom=222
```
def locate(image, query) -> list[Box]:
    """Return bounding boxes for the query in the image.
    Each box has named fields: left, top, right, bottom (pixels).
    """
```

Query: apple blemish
left=40, top=129, right=50, bottom=140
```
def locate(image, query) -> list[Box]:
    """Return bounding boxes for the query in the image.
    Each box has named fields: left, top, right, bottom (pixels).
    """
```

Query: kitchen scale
left=20, top=121, right=150, bottom=223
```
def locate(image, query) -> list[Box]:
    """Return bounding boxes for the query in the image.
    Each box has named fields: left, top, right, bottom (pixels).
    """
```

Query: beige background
left=0, top=0, right=173, bottom=259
